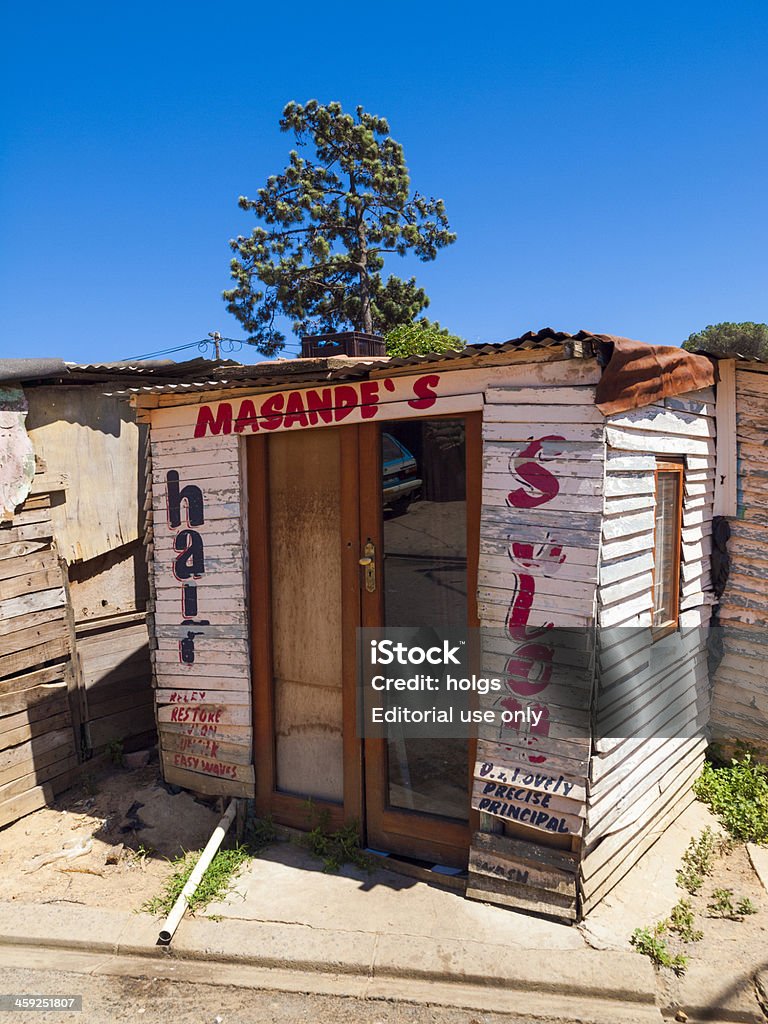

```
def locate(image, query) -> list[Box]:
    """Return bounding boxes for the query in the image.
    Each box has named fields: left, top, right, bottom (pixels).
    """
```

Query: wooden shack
left=1, top=358, right=223, bottom=829
left=133, top=329, right=722, bottom=919
left=708, top=357, right=768, bottom=761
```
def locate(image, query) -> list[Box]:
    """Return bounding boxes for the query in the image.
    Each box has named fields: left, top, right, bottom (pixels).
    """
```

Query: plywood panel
left=25, top=388, right=145, bottom=563
left=269, top=428, right=344, bottom=803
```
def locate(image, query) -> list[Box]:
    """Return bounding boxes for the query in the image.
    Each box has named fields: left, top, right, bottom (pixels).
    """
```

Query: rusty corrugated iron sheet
left=594, top=338, right=717, bottom=416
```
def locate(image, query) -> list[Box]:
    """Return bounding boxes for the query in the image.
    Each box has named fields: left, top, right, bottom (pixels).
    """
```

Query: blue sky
left=1, top=1, right=766, bottom=364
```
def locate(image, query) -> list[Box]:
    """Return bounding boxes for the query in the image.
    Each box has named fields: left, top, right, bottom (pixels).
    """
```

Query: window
left=652, top=460, right=684, bottom=637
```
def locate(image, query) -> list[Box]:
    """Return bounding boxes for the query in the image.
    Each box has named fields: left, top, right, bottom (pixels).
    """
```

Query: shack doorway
left=247, top=414, right=480, bottom=868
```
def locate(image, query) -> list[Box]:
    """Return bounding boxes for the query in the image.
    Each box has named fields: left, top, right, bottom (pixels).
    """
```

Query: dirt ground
left=0, top=762, right=221, bottom=913
left=2, top=762, right=768, bottom=1023
left=0, top=961, right=565, bottom=1024
left=653, top=841, right=768, bottom=1012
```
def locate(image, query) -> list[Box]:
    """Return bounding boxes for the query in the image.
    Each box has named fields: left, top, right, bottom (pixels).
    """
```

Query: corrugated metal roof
left=65, top=357, right=242, bottom=377
left=689, top=349, right=766, bottom=363
left=122, top=328, right=607, bottom=398
left=0, top=356, right=242, bottom=387
left=0, top=358, right=69, bottom=383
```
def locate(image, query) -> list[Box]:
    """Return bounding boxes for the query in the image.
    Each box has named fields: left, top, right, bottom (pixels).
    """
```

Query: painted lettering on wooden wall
left=192, top=374, right=441, bottom=437
left=473, top=858, right=530, bottom=885
left=172, top=752, right=240, bottom=779
left=477, top=760, right=577, bottom=797
left=169, top=706, right=223, bottom=724
left=165, top=470, right=210, bottom=664
left=176, top=734, right=220, bottom=760
left=168, top=690, right=206, bottom=703
left=499, top=435, right=567, bottom=764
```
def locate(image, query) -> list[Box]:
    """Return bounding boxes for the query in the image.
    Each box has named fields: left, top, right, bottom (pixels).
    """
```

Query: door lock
left=359, top=540, right=376, bottom=593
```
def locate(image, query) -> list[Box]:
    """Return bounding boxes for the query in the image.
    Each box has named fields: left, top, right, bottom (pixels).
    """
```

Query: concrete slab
left=580, top=800, right=720, bottom=951
left=371, top=933, right=659, bottom=1001
left=204, top=839, right=585, bottom=952
left=173, top=917, right=377, bottom=975
left=0, top=900, right=125, bottom=955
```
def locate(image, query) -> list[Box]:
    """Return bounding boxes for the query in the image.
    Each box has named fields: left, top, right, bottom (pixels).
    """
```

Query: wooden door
left=248, top=427, right=362, bottom=831
left=358, top=415, right=481, bottom=868
left=248, top=414, right=480, bottom=865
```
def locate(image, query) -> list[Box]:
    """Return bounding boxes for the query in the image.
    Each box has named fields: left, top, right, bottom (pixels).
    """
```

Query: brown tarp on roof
left=594, top=337, right=717, bottom=416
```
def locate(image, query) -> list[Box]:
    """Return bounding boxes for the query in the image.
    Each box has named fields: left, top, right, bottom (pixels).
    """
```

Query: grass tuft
left=142, top=844, right=252, bottom=917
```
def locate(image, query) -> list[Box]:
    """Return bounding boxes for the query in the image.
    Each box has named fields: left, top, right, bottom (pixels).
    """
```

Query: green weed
left=737, top=897, right=758, bottom=916
left=694, top=752, right=768, bottom=844
left=142, top=844, right=252, bottom=916
left=676, top=827, right=728, bottom=894
left=707, top=888, right=759, bottom=921
left=106, top=738, right=124, bottom=765
left=630, top=922, right=688, bottom=975
left=127, top=843, right=153, bottom=867
left=669, top=898, right=703, bottom=942
left=302, top=803, right=370, bottom=873
left=246, top=815, right=278, bottom=851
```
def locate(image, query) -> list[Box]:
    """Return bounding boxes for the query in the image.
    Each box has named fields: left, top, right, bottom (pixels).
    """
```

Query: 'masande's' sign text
left=193, top=374, right=442, bottom=438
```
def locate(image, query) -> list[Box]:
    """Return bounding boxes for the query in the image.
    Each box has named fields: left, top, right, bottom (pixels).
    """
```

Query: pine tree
left=683, top=322, right=768, bottom=360
left=224, top=101, right=456, bottom=355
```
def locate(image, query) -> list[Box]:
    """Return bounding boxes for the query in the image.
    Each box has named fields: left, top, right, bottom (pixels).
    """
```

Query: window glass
left=652, top=464, right=683, bottom=634
left=380, top=419, right=469, bottom=821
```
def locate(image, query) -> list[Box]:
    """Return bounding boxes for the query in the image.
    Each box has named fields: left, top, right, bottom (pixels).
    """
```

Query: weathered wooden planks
left=710, top=365, right=768, bottom=754
left=148, top=426, right=254, bottom=796
left=0, top=482, right=81, bottom=826
left=469, top=387, right=601, bottom=916
left=581, top=388, right=716, bottom=911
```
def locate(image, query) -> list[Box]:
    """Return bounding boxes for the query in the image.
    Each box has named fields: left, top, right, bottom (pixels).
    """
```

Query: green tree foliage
left=224, top=100, right=456, bottom=355
left=683, top=322, right=768, bottom=360
left=385, top=318, right=467, bottom=358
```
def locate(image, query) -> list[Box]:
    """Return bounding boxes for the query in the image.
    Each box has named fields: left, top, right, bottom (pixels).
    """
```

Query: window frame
left=651, top=458, right=685, bottom=641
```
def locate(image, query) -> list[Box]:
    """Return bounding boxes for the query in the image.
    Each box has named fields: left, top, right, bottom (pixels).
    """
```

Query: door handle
left=359, top=540, right=376, bottom=593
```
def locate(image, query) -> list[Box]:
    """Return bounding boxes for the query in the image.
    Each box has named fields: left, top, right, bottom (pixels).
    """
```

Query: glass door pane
left=380, top=419, right=469, bottom=822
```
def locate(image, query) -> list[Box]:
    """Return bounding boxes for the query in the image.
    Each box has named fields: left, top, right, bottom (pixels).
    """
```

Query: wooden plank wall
left=25, top=387, right=155, bottom=760
left=710, top=363, right=768, bottom=760
left=146, top=427, right=254, bottom=798
left=75, top=612, right=154, bottom=754
left=580, top=388, right=717, bottom=914
left=0, top=466, right=80, bottom=828
left=67, top=541, right=154, bottom=757
left=466, top=358, right=603, bottom=921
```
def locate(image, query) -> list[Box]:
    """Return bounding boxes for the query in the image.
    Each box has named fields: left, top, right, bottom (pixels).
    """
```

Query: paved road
left=0, top=963, right=568, bottom=1024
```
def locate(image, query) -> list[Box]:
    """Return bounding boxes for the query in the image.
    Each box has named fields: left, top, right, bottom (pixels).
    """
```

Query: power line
left=123, top=335, right=249, bottom=362
left=122, top=340, right=210, bottom=360
left=123, top=333, right=302, bottom=363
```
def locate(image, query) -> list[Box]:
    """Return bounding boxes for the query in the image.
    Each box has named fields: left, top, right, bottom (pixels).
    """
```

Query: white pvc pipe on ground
left=158, top=798, right=238, bottom=945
